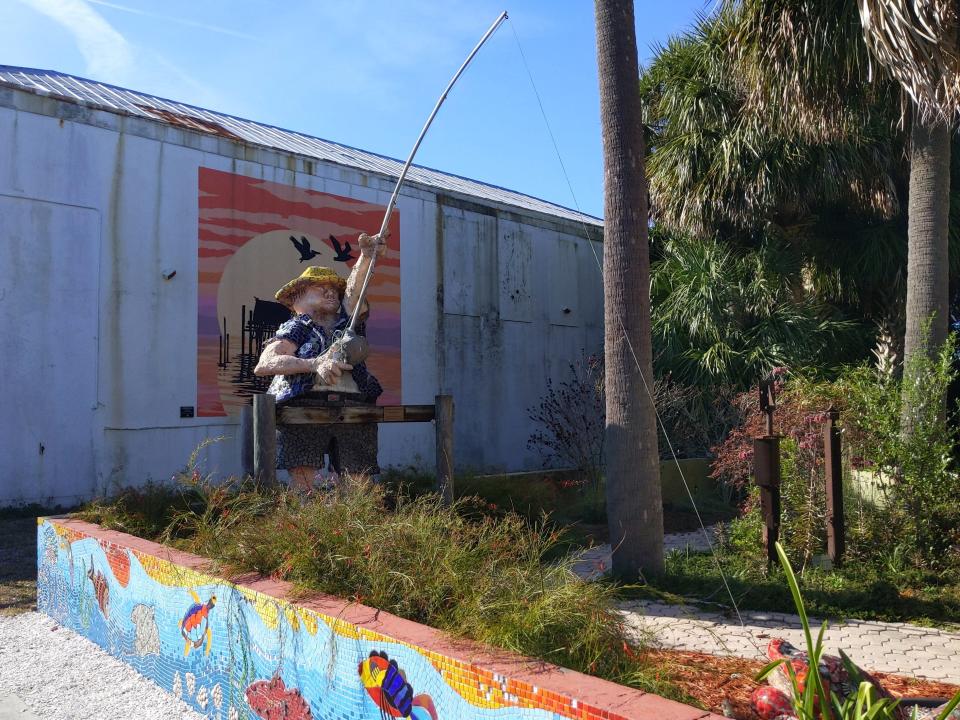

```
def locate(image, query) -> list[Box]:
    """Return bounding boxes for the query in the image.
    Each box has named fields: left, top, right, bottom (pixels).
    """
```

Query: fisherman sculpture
left=254, top=10, right=509, bottom=494
left=254, top=232, right=387, bottom=493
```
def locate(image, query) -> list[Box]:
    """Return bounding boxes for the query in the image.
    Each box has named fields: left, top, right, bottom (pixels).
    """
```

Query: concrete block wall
left=37, top=517, right=720, bottom=720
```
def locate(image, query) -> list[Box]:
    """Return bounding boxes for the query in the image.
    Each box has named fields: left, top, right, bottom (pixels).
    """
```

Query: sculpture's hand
left=313, top=356, right=354, bottom=385
left=357, top=231, right=388, bottom=257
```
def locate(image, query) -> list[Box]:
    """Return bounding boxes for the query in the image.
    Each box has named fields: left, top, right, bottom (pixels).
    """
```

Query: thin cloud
left=86, top=0, right=260, bottom=42
left=19, top=0, right=134, bottom=80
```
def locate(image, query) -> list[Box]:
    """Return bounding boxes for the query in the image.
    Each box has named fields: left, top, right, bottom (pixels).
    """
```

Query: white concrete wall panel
left=0, top=196, right=100, bottom=506
left=498, top=219, right=534, bottom=324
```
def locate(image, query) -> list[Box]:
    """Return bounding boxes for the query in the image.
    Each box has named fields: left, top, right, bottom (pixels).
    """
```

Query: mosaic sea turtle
left=180, top=590, right=216, bottom=657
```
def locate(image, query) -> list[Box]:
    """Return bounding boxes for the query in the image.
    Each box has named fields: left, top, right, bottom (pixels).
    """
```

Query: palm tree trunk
left=903, top=114, right=951, bottom=428
left=595, top=0, right=664, bottom=579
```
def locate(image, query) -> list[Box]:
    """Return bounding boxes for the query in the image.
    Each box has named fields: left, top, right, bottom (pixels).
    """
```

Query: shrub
left=527, top=355, right=741, bottom=489
left=837, top=334, right=960, bottom=571
left=712, top=334, right=960, bottom=572
left=652, top=378, right=743, bottom=461
left=526, top=355, right=606, bottom=487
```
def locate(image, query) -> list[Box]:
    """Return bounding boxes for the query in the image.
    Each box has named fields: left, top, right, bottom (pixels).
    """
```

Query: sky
left=1, top=0, right=714, bottom=219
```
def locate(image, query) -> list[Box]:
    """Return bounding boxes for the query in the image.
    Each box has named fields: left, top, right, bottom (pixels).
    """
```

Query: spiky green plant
left=651, top=233, right=864, bottom=386
left=758, top=541, right=960, bottom=720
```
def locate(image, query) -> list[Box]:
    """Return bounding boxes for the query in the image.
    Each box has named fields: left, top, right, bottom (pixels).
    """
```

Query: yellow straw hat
left=275, top=266, right=347, bottom=309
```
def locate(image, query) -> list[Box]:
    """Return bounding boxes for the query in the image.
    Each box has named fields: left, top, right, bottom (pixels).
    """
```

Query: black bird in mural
left=329, top=234, right=355, bottom=262
left=290, top=235, right=320, bottom=263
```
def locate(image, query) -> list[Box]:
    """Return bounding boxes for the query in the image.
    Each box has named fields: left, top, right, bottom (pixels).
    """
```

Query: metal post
left=760, top=376, right=776, bottom=436
left=824, top=405, right=845, bottom=566
left=754, top=436, right=781, bottom=569
left=240, top=404, right=254, bottom=479
left=435, top=394, right=454, bottom=505
left=253, top=393, right=277, bottom=486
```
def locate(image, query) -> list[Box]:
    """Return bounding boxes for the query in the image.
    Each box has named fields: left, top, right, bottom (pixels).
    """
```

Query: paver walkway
left=574, top=528, right=960, bottom=685
left=618, top=601, right=960, bottom=684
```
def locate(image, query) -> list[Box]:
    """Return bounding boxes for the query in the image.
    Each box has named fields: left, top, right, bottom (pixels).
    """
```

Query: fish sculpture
left=358, top=651, right=438, bottom=720
left=245, top=675, right=313, bottom=720
left=180, top=590, right=216, bottom=657
left=85, top=559, right=110, bottom=619
left=750, top=638, right=900, bottom=720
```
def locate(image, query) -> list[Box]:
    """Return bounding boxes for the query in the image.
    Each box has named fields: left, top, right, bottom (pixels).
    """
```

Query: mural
left=37, top=518, right=623, bottom=720
left=197, top=168, right=402, bottom=417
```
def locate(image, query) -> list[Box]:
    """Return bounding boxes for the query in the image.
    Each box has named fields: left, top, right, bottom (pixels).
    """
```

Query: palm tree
left=859, top=2, right=959, bottom=419
left=725, top=0, right=959, bottom=420
left=640, top=13, right=911, bottom=385
left=651, top=233, right=865, bottom=387
left=641, top=10, right=904, bottom=240
left=595, top=0, right=664, bottom=579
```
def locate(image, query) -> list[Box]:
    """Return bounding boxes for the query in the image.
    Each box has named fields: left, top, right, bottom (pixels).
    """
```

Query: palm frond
left=859, top=0, right=960, bottom=121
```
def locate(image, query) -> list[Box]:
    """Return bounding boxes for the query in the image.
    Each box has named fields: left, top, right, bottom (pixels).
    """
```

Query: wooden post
left=754, top=436, right=781, bottom=569
left=253, top=393, right=277, bottom=486
left=240, top=404, right=254, bottom=479
left=435, top=394, right=454, bottom=505
left=824, top=406, right=845, bottom=566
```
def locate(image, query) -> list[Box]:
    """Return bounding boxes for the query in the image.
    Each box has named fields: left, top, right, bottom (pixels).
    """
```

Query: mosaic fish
left=98, top=539, right=131, bottom=587
left=85, top=560, right=110, bottom=619
left=57, top=536, right=74, bottom=584
left=180, top=590, right=216, bottom=657
left=358, top=651, right=438, bottom=720
left=245, top=675, right=313, bottom=720
left=130, top=604, right=160, bottom=656
left=43, top=529, right=58, bottom=565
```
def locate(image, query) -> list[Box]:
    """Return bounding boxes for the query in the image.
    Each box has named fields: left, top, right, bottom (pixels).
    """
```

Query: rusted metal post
left=824, top=405, right=845, bottom=566
left=240, top=404, right=254, bottom=479
left=754, top=436, right=781, bottom=569
left=755, top=374, right=780, bottom=568
left=435, top=394, right=454, bottom=505
left=253, top=393, right=277, bottom=486
left=760, top=376, right=775, bottom=436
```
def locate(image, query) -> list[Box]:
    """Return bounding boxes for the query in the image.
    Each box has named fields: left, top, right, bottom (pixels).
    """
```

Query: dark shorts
left=275, top=393, right=380, bottom=476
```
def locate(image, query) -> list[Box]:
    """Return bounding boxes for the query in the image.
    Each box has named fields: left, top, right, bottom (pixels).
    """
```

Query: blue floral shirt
left=266, top=308, right=383, bottom=403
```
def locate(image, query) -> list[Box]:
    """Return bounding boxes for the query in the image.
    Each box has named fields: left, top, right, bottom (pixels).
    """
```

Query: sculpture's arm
left=254, top=339, right=352, bottom=384
left=343, top=233, right=386, bottom=320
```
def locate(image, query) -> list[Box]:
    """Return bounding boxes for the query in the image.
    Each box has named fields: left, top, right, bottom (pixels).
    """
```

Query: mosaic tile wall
left=36, top=518, right=624, bottom=720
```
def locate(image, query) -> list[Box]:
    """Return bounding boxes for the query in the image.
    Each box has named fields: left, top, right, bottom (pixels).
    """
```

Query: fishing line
left=507, top=18, right=762, bottom=654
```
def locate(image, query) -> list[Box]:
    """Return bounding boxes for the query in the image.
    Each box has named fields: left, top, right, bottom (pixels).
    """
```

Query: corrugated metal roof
left=0, top=65, right=603, bottom=229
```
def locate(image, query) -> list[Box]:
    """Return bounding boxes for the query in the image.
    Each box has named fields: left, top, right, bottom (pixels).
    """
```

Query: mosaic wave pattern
left=36, top=519, right=620, bottom=720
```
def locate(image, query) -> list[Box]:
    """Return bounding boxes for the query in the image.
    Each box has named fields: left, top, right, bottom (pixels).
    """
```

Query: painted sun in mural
left=216, top=228, right=348, bottom=337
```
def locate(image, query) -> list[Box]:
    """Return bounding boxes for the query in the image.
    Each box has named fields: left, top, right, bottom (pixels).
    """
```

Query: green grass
left=629, top=543, right=960, bottom=629
left=76, top=473, right=697, bottom=704
left=380, top=467, right=736, bottom=553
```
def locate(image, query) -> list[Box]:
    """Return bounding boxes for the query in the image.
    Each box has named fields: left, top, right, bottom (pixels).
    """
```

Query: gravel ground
left=0, top=612, right=204, bottom=720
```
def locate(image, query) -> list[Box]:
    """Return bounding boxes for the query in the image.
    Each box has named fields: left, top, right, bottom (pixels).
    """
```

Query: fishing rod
left=329, top=10, right=509, bottom=374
